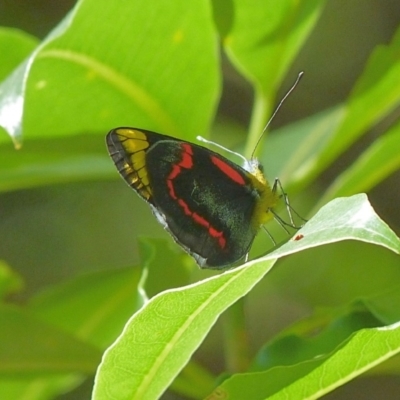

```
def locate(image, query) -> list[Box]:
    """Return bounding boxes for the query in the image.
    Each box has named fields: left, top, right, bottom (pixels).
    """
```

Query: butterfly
left=105, top=127, right=301, bottom=269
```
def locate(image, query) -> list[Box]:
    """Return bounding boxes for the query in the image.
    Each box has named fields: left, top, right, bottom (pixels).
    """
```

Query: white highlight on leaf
left=0, top=93, right=23, bottom=144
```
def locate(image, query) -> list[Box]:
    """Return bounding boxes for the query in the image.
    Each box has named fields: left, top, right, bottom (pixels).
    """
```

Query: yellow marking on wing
left=132, top=155, right=146, bottom=171
left=116, top=127, right=146, bottom=140
left=137, top=167, right=147, bottom=180
left=115, top=129, right=149, bottom=154
left=113, top=128, right=153, bottom=199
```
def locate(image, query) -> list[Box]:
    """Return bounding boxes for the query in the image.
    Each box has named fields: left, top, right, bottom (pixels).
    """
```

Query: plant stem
left=223, top=298, right=250, bottom=373
left=244, top=87, right=272, bottom=159
left=171, top=361, right=216, bottom=399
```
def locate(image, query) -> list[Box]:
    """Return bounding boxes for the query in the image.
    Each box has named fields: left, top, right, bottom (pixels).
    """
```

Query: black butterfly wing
left=107, top=127, right=262, bottom=268
left=146, top=140, right=260, bottom=268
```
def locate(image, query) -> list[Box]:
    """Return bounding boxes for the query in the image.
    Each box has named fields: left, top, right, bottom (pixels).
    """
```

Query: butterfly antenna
left=196, top=135, right=248, bottom=165
left=251, top=71, right=304, bottom=159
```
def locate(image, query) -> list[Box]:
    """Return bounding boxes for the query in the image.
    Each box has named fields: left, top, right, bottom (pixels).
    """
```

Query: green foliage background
left=0, top=1, right=400, bottom=399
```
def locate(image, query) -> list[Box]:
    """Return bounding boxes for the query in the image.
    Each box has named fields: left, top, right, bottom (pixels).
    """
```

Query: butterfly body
left=106, top=127, right=278, bottom=269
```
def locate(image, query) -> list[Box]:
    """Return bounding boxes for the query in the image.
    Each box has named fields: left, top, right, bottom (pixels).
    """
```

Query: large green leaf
left=220, top=0, right=326, bottom=156
left=222, top=0, right=325, bottom=96
left=0, top=135, right=111, bottom=192
left=250, top=307, right=382, bottom=372
left=211, top=318, right=400, bottom=399
left=92, top=259, right=277, bottom=400
left=261, top=25, right=400, bottom=196
left=29, top=267, right=142, bottom=349
left=319, top=119, right=400, bottom=204
left=0, top=0, right=220, bottom=146
left=321, top=27, right=400, bottom=171
left=0, top=266, right=141, bottom=399
left=267, top=321, right=400, bottom=400
left=0, top=27, right=38, bottom=82
left=264, top=240, right=400, bottom=315
left=295, top=25, right=400, bottom=188
left=0, top=305, right=101, bottom=375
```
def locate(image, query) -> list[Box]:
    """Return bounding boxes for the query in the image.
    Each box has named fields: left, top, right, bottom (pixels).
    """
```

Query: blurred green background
left=1, top=1, right=400, bottom=399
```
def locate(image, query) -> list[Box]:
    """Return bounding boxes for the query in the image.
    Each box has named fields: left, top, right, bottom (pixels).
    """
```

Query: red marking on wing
left=169, top=164, right=181, bottom=180
left=166, top=143, right=227, bottom=250
left=193, top=213, right=226, bottom=249
left=178, top=198, right=191, bottom=216
left=180, top=143, right=194, bottom=168
left=192, top=212, right=207, bottom=226
left=211, top=155, right=245, bottom=185
left=209, top=226, right=226, bottom=248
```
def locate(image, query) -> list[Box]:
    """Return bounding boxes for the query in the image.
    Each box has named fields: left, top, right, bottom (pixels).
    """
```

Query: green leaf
left=92, top=195, right=400, bottom=400
left=270, top=194, right=400, bottom=258
left=29, top=267, right=142, bottom=349
left=251, top=307, right=382, bottom=372
left=364, top=285, right=400, bottom=325
left=92, top=258, right=277, bottom=400
left=210, top=319, right=400, bottom=399
left=319, top=119, right=400, bottom=204
left=267, top=321, right=400, bottom=399
left=0, top=376, right=82, bottom=400
left=266, top=240, right=400, bottom=311
left=2, top=3, right=400, bottom=400
left=169, top=362, right=216, bottom=398
left=312, top=25, right=400, bottom=181
left=222, top=0, right=325, bottom=96
left=221, top=0, right=326, bottom=157
left=137, top=237, right=192, bottom=299
left=0, top=0, right=219, bottom=145
left=0, top=305, right=101, bottom=376
left=0, top=27, right=38, bottom=82
left=0, top=261, right=24, bottom=299
left=0, top=266, right=142, bottom=399
left=261, top=105, right=345, bottom=190
left=210, top=360, right=325, bottom=400
left=0, top=135, right=112, bottom=192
